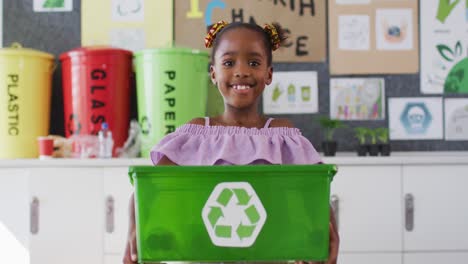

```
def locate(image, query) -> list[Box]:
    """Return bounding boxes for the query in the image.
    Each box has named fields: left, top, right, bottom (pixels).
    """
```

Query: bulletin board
left=174, top=0, right=327, bottom=62
left=329, top=0, right=419, bottom=75
left=81, top=0, right=173, bottom=51
left=3, top=0, right=468, bottom=152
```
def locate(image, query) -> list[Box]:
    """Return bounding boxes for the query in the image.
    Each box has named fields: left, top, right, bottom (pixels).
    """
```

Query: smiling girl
left=124, top=21, right=339, bottom=264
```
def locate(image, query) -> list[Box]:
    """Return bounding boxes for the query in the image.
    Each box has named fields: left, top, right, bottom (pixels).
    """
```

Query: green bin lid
left=134, top=47, right=209, bottom=58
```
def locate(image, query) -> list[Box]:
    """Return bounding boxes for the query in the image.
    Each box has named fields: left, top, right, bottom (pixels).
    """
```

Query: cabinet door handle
left=405, top=193, right=414, bottom=232
left=106, top=196, right=115, bottom=233
left=330, top=194, right=339, bottom=231
left=30, top=197, right=39, bottom=235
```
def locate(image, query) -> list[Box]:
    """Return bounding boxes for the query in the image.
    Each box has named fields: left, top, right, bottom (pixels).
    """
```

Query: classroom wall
left=3, top=0, right=468, bottom=152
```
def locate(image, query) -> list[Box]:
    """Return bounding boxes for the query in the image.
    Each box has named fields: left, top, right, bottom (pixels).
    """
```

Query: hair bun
left=263, top=24, right=281, bottom=51
left=205, top=20, right=229, bottom=48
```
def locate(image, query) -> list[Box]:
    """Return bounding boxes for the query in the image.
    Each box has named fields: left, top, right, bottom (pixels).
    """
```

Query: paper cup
left=37, top=137, right=54, bottom=159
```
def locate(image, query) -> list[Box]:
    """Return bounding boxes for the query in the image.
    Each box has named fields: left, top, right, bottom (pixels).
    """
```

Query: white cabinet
left=103, top=167, right=134, bottom=256
left=29, top=168, right=104, bottom=264
left=404, top=252, right=468, bottom=264
left=2, top=155, right=468, bottom=264
left=331, top=165, right=402, bottom=253
left=105, top=254, right=124, bottom=264
left=338, top=253, right=402, bottom=264
left=0, top=160, right=145, bottom=264
left=0, top=169, right=30, bottom=264
left=402, top=165, right=468, bottom=251
left=329, top=160, right=468, bottom=263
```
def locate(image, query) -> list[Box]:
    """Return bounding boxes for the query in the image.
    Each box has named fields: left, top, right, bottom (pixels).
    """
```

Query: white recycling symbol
left=202, top=182, right=267, bottom=247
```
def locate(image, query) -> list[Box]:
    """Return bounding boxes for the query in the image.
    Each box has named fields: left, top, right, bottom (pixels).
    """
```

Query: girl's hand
left=123, top=156, right=176, bottom=263
left=123, top=193, right=138, bottom=264
left=326, top=211, right=340, bottom=264
left=295, top=208, right=340, bottom=264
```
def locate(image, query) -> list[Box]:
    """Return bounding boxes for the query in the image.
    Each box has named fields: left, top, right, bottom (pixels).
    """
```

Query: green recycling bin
left=129, top=164, right=337, bottom=263
left=134, top=48, right=209, bottom=157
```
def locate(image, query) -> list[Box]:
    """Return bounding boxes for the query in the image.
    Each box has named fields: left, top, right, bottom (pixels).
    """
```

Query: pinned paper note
left=263, top=71, right=318, bottom=114
left=338, top=15, right=370, bottom=50
left=375, top=8, right=414, bottom=50
left=330, top=78, right=385, bottom=120
left=389, top=97, right=443, bottom=140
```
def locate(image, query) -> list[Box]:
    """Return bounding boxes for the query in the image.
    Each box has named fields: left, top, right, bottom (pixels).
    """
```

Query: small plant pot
left=322, top=141, right=337, bottom=157
left=356, top=144, right=368, bottom=156
left=379, top=143, right=391, bottom=156
left=368, top=144, right=379, bottom=156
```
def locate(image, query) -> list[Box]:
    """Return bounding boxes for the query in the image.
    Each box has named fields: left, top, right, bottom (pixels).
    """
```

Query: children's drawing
left=338, top=15, right=370, bottom=50
left=389, top=97, right=443, bottom=140
left=375, top=8, right=413, bottom=50
left=263, top=71, right=318, bottom=114
left=330, top=78, right=385, bottom=120
left=33, top=0, right=72, bottom=12
left=445, top=98, right=468, bottom=140
left=112, top=0, right=144, bottom=22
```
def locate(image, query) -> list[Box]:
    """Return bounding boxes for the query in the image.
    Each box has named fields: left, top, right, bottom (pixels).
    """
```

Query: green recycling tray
left=129, top=164, right=337, bottom=263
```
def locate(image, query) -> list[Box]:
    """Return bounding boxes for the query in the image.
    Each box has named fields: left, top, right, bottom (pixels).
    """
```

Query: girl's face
left=210, top=28, right=273, bottom=111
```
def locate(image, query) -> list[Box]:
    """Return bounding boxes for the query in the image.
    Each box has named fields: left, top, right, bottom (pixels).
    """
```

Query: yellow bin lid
left=0, top=42, right=54, bottom=59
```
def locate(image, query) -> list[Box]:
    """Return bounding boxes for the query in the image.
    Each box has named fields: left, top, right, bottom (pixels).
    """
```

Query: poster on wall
left=33, top=0, right=73, bottom=12
left=420, top=0, right=468, bottom=94
left=81, top=0, right=172, bottom=52
left=445, top=98, right=468, bottom=140
left=263, top=71, right=318, bottom=114
left=174, top=0, right=327, bottom=62
left=388, top=97, right=443, bottom=140
left=329, top=0, right=419, bottom=74
left=330, top=78, right=385, bottom=120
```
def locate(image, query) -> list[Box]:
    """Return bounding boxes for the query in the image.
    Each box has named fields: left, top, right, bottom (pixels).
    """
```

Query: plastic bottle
left=98, top=122, right=114, bottom=158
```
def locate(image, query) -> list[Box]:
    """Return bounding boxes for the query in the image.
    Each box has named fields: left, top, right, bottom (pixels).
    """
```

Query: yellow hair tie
left=263, top=24, right=281, bottom=51
left=205, top=20, right=229, bottom=48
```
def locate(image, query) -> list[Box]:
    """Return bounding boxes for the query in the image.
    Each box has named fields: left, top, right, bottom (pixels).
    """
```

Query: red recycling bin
left=60, top=46, right=133, bottom=156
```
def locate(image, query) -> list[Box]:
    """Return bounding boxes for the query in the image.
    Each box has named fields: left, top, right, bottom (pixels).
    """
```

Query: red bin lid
left=59, top=46, right=132, bottom=61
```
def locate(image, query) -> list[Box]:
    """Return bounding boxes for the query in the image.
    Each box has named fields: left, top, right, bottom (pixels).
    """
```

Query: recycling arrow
left=208, top=206, right=223, bottom=227
left=217, top=188, right=233, bottom=206
left=237, top=223, right=256, bottom=239
left=244, top=204, right=260, bottom=224
left=233, top=188, right=251, bottom=205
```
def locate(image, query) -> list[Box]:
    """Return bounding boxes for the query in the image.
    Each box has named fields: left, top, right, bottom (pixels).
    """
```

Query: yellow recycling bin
left=0, top=43, right=54, bottom=158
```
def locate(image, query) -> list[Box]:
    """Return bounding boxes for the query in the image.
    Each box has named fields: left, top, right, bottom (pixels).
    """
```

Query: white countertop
left=323, top=151, right=468, bottom=165
left=0, top=152, right=467, bottom=167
